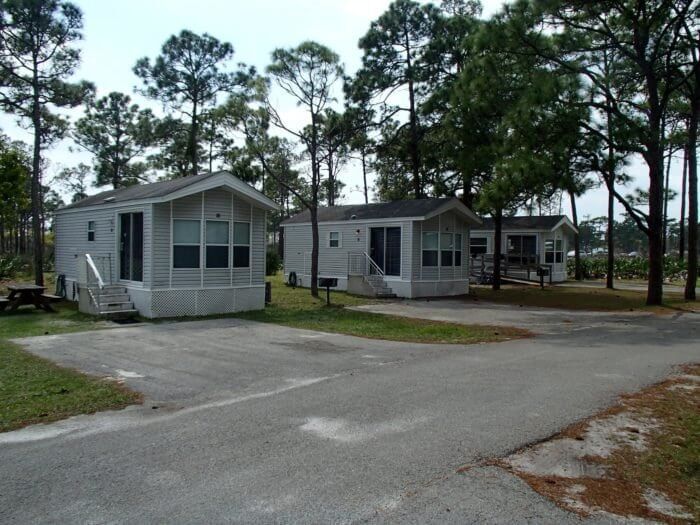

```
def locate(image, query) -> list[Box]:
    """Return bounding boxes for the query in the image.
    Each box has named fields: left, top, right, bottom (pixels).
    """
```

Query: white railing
left=84, top=254, right=112, bottom=311
left=348, top=252, right=384, bottom=277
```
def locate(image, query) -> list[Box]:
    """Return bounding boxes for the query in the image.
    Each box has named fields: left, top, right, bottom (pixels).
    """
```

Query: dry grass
left=470, top=285, right=700, bottom=314
left=501, top=365, right=700, bottom=523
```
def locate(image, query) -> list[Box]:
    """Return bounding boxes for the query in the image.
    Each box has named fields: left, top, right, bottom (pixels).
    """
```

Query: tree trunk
left=405, top=34, right=421, bottom=199
left=646, top=147, right=666, bottom=305
left=361, top=148, right=369, bottom=204
left=31, top=83, right=43, bottom=286
left=662, top=142, right=673, bottom=254
left=685, top=123, right=698, bottom=301
left=605, top=179, right=615, bottom=289
left=189, top=99, right=199, bottom=177
left=492, top=209, right=502, bottom=291
left=569, top=189, right=582, bottom=280
left=680, top=145, right=688, bottom=260
left=310, top=205, right=319, bottom=298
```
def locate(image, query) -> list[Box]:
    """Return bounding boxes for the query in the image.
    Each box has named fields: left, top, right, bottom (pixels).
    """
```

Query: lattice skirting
left=149, top=287, right=264, bottom=318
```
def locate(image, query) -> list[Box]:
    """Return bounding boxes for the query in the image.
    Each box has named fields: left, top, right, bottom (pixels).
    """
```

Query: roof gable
left=281, top=198, right=481, bottom=226
left=57, top=171, right=278, bottom=213
left=473, top=215, right=577, bottom=233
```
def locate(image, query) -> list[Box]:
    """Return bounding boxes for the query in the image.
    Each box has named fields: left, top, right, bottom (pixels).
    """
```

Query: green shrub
left=567, top=255, right=687, bottom=281
left=0, top=254, right=25, bottom=279
left=266, top=249, right=282, bottom=276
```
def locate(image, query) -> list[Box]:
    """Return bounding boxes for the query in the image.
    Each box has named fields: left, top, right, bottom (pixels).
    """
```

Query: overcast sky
left=0, top=0, right=686, bottom=222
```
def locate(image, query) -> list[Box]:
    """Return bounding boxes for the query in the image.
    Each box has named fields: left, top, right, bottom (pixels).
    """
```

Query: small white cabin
left=54, top=171, right=278, bottom=318
left=469, top=215, right=578, bottom=283
left=280, top=198, right=482, bottom=298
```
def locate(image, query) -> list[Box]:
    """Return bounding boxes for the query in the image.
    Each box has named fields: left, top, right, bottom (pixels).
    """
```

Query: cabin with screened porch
left=280, top=198, right=482, bottom=298
left=53, top=171, right=277, bottom=318
left=468, top=215, right=578, bottom=283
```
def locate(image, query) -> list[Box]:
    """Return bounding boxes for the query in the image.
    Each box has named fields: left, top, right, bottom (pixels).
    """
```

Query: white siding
left=55, top=204, right=152, bottom=287
left=150, top=188, right=266, bottom=290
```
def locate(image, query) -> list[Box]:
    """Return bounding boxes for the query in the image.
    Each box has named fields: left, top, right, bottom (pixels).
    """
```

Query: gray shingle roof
left=281, top=198, right=456, bottom=225
left=59, top=171, right=223, bottom=211
left=473, top=215, right=568, bottom=231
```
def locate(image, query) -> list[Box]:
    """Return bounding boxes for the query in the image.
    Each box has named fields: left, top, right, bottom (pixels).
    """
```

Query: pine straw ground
left=497, top=365, right=700, bottom=523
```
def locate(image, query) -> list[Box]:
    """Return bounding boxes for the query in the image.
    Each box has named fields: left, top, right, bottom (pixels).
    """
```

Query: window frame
left=87, top=220, right=96, bottom=242
left=545, top=237, right=564, bottom=264
left=205, top=219, right=230, bottom=269
left=455, top=233, right=463, bottom=267
left=440, top=232, right=454, bottom=267
left=172, top=218, right=202, bottom=269
left=329, top=231, right=341, bottom=248
left=469, top=236, right=488, bottom=257
left=421, top=231, right=439, bottom=267
left=233, top=221, right=251, bottom=268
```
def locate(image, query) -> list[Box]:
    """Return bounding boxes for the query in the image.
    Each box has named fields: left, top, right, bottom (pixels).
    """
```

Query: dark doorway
left=506, top=234, right=537, bottom=266
left=370, top=226, right=401, bottom=276
left=119, top=212, right=144, bottom=281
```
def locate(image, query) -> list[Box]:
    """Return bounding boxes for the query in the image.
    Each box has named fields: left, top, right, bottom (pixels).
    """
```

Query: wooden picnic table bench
left=0, top=284, right=56, bottom=313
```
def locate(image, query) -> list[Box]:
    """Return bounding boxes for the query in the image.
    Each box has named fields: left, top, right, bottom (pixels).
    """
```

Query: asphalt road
left=2, top=305, right=699, bottom=524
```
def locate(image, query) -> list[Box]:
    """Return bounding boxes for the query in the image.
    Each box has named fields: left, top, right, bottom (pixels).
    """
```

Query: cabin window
left=173, top=219, right=201, bottom=269
left=87, top=221, right=96, bottom=242
left=422, top=232, right=438, bottom=267
left=233, top=221, right=250, bottom=268
left=440, top=233, right=454, bottom=266
left=470, top=237, right=487, bottom=257
left=545, top=238, right=564, bottom=264
left=206, top=220, right=229, bottom=269
left=329, top=231, right=341, bottom=248
left=455, top=233, right=463, bottom=267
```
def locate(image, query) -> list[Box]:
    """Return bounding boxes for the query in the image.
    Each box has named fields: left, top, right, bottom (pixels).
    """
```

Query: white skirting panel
left=149, top=286, right=265, bottom=318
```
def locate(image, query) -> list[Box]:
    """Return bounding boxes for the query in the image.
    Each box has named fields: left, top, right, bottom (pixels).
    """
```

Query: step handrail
left=85, top=253, right=105, bottom=289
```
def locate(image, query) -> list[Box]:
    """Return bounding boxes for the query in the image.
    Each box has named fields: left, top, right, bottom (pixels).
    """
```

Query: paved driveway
left=2, top=309, right=699, bottom=524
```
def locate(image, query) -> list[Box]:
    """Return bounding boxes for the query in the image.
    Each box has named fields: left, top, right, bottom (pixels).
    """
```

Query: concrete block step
left=99, top=309, right=139, bottom=320
left=98, top=293, right=129, bottom=303
left=99, top=301, right=135, bottom=312
left=102, top=285, right=127, bottom=294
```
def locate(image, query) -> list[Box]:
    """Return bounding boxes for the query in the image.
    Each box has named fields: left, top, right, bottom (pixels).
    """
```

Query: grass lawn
left=236, top=274, right=531, bottom=344
left=470, top=284, right=699, bottom=313
left=0, top=293, right=141, bottom=432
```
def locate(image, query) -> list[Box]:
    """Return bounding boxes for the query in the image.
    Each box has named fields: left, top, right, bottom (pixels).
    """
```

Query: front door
left=369, top=226, right=401, bottom=276
left=369, top=227, right=384, bottom=275
left=119, top=212, right=143, bottom=281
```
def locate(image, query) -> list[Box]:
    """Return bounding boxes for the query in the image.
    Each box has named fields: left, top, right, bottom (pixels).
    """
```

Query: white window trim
left=172, top=218, right=202, bottom=269
left=205, top=219, right=231, bottom=269
left=233, top=220, right=251, bottom=269
left=329, top=231, right=342, bottom=248
left=87, top=220, right=96, bottom=242
left=421, top=231, right=439, bottom=268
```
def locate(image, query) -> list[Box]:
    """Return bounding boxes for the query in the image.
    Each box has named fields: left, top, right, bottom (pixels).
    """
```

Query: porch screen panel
left=132, top=212, right=143, bottom=281
left=119, top=214, right=131, bottom=280
left=385, top=227, right=401, bottom=276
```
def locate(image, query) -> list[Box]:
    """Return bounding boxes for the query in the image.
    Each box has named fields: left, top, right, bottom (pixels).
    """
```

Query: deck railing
left=83, top=254, right=112, bottom=311
left=348, top=252, right=384, bottom=277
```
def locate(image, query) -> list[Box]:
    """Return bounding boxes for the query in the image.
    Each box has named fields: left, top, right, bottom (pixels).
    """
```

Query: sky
left=0, top=0, right=687, bottom=223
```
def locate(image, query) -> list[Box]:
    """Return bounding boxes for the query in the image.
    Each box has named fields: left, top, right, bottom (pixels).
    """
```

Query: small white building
left=54, top=171, right=278, bottom=318
left=281, top=198, right=482, bottom=298
left=469, top=215, right=578, bottom=283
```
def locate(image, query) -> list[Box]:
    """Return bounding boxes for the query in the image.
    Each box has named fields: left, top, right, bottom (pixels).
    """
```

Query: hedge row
left=567, top=255, right=688, bottom=281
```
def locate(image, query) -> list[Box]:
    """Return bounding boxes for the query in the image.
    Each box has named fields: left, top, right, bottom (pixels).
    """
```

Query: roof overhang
left=56, top=171, right=279, bottom=215
left=551, top=216, right=578, bottom=235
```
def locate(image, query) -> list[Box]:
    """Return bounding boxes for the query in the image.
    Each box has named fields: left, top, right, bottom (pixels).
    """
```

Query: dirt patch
left=499, top=365, right=700, bottom=523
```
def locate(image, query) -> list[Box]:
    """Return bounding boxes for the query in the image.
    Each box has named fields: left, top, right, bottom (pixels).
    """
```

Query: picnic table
left=0, top=284, right=59, bottom=313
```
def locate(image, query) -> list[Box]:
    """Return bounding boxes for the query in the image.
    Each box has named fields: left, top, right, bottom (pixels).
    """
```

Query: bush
left=266, top=249, right=282, bottom=276
left=0, top=254, right=25, bottom=280
left=567, top=255, right=687, bottom=281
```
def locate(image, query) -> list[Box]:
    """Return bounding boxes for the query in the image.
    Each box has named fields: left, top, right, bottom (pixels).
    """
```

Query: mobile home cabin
left=281, top=198, right=482, bottom=298
left=469, top=215, right=578, bottom=283
left=54, top=171, right=277, bottom=318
